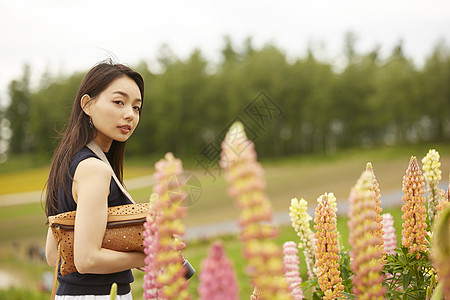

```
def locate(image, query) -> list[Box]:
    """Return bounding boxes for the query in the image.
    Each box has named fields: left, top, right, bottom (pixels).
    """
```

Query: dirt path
left=0, top=270, right=18, bottom=289
left=184, top=187, right=408, bottom=240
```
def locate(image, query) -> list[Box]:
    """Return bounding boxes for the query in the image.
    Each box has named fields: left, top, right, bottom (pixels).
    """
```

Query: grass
left=0, top=165, right=154, bottom=196
left=0, top=143, right=448, bottom=297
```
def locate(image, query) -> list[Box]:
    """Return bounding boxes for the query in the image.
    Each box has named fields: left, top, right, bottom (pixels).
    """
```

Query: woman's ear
left=80, top=94, right=92, bottom=115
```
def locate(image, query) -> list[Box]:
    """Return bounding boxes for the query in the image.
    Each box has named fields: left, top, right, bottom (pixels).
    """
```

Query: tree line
left=2, top=35, right=450, bottom=163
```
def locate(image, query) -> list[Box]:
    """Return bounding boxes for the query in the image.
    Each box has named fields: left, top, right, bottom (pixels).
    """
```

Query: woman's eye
left=114, top=100, right=124, bottom=105
left=133, top=106, right=141, bottom=112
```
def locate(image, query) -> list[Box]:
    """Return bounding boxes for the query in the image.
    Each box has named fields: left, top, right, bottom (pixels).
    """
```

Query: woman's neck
left=93, top=136, right=112, bottom=152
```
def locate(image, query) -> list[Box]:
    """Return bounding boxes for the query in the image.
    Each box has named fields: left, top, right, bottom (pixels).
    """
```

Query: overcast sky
left=1, top=0, right=450, bottom=104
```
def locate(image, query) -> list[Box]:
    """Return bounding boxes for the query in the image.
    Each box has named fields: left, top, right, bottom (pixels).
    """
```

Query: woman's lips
left=118, top=125, right=131, bottom=133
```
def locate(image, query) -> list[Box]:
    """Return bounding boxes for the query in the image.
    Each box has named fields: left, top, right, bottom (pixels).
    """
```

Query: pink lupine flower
left=348, top=170, right=386, bottom=299
left=401, top=156, right=428, bottom=257
left=289, top=198, right=316, bottom=279
left=381, top=213, right=397, bottom=255
left=431, top=206, right=450, bottom=296
left=283, top=241, right=303, bottom=299
left=143, top=194, right=161, bottom=300
left=422, top=149, right=442, bottom=224
left=314, top=193, right=344, bottom=300
left=150, top=153, right=190, bottom=300
left=220, top=122, right=291, bottom=300
left=366, top=163, right=385, bottom=256
left=198, top=241, right=238, bottom=300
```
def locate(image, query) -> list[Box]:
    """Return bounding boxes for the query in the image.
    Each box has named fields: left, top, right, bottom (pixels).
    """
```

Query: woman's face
left=87, top=76, right=142, bottom=151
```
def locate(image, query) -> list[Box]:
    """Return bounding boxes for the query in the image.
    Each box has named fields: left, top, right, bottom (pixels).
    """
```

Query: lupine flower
left=314, top=193, right=344, bottom=300
left=381, top=213, right=397, bottom=255
left=431, top=206, right=450, bottom=296
left=401, top=156, right=428, bottom=257
left=348, top=171, right=386, bottom=299
left=150, top=153, right=190, bottom=300
left=366, top=163, right=385, bottom=256
left=220, top=121, right=291, bottom=300
left=289, top=198, right=316, bottom=279
left=109, top=283, right=117, bottom=300
left=143, top=194, right=161, bottom=300
left=436, top=175, right=449, bottom=218
left=198, top=241, right=238, bottom=300
left=422, top=149, right=442, bottom=224
left=250, top=287, right=260, bottom=300
left=283, top=241, right=303, bottom=299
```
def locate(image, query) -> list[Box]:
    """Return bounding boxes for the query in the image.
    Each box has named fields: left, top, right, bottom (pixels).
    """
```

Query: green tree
left=144, top=48, right=211, bottom=157
left=6, top=65, right=32, bottom=154
left=370, top=42, right=421, bottom=145
left=419, top=41, right=450, bottom=141
left=29, top=72, right=83, bottom=154
left=287, top=50, right=335, bottom=154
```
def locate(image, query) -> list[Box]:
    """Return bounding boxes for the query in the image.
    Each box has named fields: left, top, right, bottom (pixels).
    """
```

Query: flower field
left=140, top=122, right=450, bottom=300
left=1, top=125, right=450, bottom=299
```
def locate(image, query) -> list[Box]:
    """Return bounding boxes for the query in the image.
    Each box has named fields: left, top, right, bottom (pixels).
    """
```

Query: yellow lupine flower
left=422, top=149, right=442, bottom=224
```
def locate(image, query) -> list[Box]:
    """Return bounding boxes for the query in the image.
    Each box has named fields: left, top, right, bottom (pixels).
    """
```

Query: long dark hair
left=45, top=61, right=144, bottom=217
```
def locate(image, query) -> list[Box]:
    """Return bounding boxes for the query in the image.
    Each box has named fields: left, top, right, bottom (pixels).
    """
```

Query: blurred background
left=1, top=0, right=450, bottom=298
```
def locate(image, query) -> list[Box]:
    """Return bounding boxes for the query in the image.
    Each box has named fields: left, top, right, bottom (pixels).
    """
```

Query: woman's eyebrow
left=113, top=91, right=142, bottom=102
left=113, top=91, right=129, bottom=98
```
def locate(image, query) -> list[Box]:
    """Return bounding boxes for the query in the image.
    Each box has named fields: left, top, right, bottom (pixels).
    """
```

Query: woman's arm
left=45, top=227, right=58, bottom=267
left=72, top=158, right=145, bottom=274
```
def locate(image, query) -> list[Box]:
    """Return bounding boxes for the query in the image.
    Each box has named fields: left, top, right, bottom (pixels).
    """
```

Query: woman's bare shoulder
left=74, top=157, right=111, bottom=180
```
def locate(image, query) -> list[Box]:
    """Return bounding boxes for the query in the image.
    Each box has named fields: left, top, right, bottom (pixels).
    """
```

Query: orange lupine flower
left=401, top=156, right=428, bottom=257
left=314, top=193, right=344, bottom=300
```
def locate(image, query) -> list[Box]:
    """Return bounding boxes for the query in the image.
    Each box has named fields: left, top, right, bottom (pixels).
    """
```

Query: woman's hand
left=45, top=227, right=58, bottom=267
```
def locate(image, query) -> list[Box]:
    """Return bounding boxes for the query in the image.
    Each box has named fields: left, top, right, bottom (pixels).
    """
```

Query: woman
left=45, top=61, right=145, bottom=299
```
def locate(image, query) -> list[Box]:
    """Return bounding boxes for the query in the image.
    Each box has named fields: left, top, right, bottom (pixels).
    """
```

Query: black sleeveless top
left=56, top=146, right=134, bottom=296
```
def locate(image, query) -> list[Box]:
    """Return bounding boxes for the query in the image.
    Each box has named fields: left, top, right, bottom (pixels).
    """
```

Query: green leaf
left=403, top=271, right=412, bottom=291
left=431, top=281, right=444, bottom=300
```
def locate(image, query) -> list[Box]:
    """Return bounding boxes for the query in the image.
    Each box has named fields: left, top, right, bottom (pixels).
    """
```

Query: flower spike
left=283, top=241, right=304, bottom=299
left=348, top=171, right=386, bottom=299
left=314, top=193, right=344, bottom=299
left=145, top=153, right=190, bottom=300
left=422, top=149, right=442, bottom=224
left=289, top=197, right=316, bottom=279
left=401, top=156, right=428, bottom=257
left=221, top=121, right=291, bottom=300
left=198, top=241, right=238, bottom=300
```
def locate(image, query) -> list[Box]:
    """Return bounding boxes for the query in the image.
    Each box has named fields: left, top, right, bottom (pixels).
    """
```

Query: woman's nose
left=124, top=105, right=135, bottom=120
